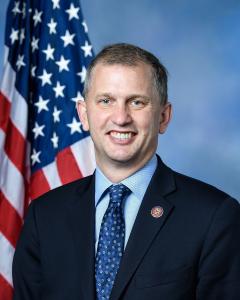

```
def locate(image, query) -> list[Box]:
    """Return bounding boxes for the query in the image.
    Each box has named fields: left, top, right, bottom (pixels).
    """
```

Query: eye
left=98, top=98, right=111, bottom=105
left=130, top=99, right=145, bottom=108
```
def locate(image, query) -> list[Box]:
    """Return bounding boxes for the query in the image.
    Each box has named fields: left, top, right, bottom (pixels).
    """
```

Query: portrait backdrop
left=0, top=0, right=239, bottom=200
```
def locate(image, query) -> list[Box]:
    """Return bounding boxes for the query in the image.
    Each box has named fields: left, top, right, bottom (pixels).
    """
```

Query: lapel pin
left=151, top=206, right=164, bottom=218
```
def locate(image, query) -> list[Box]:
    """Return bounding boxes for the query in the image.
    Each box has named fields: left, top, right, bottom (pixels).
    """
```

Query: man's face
left=77, top=62, right=171, bottom=172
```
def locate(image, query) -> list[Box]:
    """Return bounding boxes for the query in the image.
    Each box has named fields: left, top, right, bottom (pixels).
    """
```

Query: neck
left=96, top=155, right=154, bottom=183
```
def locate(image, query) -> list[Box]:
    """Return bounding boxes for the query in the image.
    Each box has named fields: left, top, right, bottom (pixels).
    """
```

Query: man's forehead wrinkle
left=95, top=92, right=150, bottom=99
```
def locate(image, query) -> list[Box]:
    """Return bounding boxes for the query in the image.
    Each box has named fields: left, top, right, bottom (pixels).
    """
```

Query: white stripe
left=25, top=141, right=31, bottom=183
left=0, top=55, right=28, bottom=138
left=0, top=232, right=14, bottom=286
left=43, top=161, right=62, bottom=189
left=3, top=46, right=9, bottom=66
left=71, top=136, right=96, bottom=176
left=0, top=143, right=24, bottom=218
left=0, top=129, right=5, bottom=166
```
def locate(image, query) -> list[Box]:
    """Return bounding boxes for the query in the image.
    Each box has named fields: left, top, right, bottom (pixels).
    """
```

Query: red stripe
left=0, top=191, right=23, bottom=248
left=4, top=119, right=27, bottom=176
left=0, top=274, right=13, bottom=300
left=56, top=147, right=83, bottom=184
left=0, top=91, right=11, bottom=132
left=0, top=91, right=27, bottom=176
left=30, top=169, right=50, bottom=200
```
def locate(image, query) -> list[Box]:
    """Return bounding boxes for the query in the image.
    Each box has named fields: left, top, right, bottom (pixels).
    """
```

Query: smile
left=109, top=131, right=134, bottom=140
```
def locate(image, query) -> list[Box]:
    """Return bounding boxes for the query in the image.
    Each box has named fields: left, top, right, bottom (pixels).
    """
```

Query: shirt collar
left=95, top=155, right=157, bottom=207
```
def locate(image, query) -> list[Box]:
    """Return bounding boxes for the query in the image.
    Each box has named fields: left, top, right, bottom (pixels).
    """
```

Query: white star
left=38, top=69, right=52, bottom=86
left=53, top=81, right=66, bottom=98
left=12, top=1, right=21, bottom=15
left=22, top=2, right=26, bottom=18
left=10, top=28, right=19, bottom=44
left=31, top=65, right=36, bottom=77
left=65, top=3, right=80, bottom=20
left=55, top=55, right=70, bottom=72
left=33, top=9, right=43, bottom=26
left=61, top=30, right=75, bottom=47
left=19, top=28, right=25, bottom=44
left=34, top=96, right=49, bottom=113
left=77, top=66, right=87, bottom=83
left=82, top=21, right=88, bottom=33
left=16, top=54, right=26, bottom=70
left=67, top=117, right=82, bottom=134
left=31, top=36, right=39, bottom=52
left=52, top=106, right=62, bottom=122
left=71, top=91, right=83, bottom=103
left=52, top=0, right=60, bottom=9
left=31, top=149, right=41, bottom=165
left=81, top=40, right=92, bottom=57
left=32, top=122, right=45, bottom=139
left=42, top=44, right=55, bottom=61
left=51, top=132, right=59, bottom=148
left=47, top=18, right=57, bottom=34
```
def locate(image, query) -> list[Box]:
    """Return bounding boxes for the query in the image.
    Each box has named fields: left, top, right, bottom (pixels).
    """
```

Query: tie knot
left=109, top=184, right=131, bottom=205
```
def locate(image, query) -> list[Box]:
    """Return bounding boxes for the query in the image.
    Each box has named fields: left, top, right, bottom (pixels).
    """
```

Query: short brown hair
left=83, top=43, right=168, bottom=105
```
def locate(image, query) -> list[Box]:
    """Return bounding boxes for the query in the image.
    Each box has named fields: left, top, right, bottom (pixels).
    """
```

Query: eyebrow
left=95, top=93, right=150, bottom=101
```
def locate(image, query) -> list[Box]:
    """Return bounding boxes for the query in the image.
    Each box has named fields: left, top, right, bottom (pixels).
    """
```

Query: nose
left=111, top=103, right=132, bottom=126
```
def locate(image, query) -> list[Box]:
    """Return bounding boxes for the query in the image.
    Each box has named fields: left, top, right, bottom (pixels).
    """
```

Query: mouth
left=108, top=130, right=136, bottom=143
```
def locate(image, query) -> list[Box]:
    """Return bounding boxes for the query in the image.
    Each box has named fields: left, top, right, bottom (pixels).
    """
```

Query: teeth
left=111, top=132, right=132, bottom=139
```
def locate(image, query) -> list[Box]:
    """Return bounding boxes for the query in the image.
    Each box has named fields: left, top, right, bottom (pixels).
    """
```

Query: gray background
left=0, top=0, right=239, bottom=200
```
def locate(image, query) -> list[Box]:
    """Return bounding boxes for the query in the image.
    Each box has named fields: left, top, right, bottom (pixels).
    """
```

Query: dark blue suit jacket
left=13, top=157, right=240, bottom=300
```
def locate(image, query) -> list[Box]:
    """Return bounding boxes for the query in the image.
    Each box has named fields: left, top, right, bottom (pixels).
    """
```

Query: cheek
left=87, top=112, right=106, bottom=133
left=138, top=111, right=159, bottom=134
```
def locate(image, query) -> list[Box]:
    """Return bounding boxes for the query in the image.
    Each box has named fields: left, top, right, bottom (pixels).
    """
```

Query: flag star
left=19, top=28, right=25, bottom=44
left=42, top=44, right=55, bottom=61
left=81, top=40, right=92, bottom=57
left=10, top=28, right=19, bottom=44
left=12, top=1, right=21, bottom=15
left=34, top=95, right=49, bottom=113
left=77, top=66, right=87, bottom=83
left=65, top=3, right=80, bottom=20
left=52, top=0, right=60, bottom=9
left=53, top=81, right=66, bottom=98
left=16, top=54, right=26, bottom=70
left=38, top=69, right=52, bottom=86
left=55, top=55, right=70, bottom=72
left=52, top=106, right=62, bottom=122
left=31, top=65, right=36, bottom=77
left=67, top=117, right=82, bottom=134
left=61, top=30, right=75, bottom=47
left=32, top=122, right=45, bottom=139
left=71, top=91, right=83, bottom=103
left=31, top=149, right=41, bottom=165
left=51, top=132, right=59, bottom=148
left=22, top=2, right=26, bottom=18
left=31, top=36, right=39, bottom=52
left=82, top=21, right=88, bottom=33
left=33, top=9, right=43, bottom=26
left=47, top=18, right=57, bottom=34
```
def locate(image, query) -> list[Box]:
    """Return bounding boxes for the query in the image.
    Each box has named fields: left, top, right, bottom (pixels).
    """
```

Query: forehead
left=89, top=62, right=154, bottom=91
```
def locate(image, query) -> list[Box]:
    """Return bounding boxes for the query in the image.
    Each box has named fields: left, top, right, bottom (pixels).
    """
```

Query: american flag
left=0, top=0, right=95, bottom=298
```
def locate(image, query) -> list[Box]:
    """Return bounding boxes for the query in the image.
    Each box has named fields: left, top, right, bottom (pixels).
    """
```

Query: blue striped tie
left=95, top=184, right=131, bottom=300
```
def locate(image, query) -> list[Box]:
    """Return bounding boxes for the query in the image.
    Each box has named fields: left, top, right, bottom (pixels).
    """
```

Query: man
left=13, top=43, right=240, bottom=300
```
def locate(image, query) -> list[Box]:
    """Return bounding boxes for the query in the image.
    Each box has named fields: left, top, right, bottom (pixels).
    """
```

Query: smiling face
left=77, top=62, right=171, bottom=177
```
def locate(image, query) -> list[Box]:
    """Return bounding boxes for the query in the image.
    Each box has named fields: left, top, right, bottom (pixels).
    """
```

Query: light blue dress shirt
left=95, top=155, right=157, bottom=253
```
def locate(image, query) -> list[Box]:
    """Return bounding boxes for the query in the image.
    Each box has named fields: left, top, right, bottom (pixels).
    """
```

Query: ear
left=159, top=102, right=172, bottom=134
left=76, top=100, right=90, bottom=131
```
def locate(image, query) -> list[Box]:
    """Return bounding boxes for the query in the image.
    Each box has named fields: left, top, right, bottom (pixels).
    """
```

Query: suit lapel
left=67, top=175, right=96, bottom=300
left=110, top=158, right=176, bottom=300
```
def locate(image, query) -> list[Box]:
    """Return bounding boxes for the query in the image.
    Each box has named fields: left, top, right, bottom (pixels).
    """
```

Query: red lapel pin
left=151, top=206, right=164, bottom=218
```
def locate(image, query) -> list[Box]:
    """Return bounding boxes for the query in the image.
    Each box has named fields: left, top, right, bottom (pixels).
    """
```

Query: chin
left=108, top=152, right=140, bottom=165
